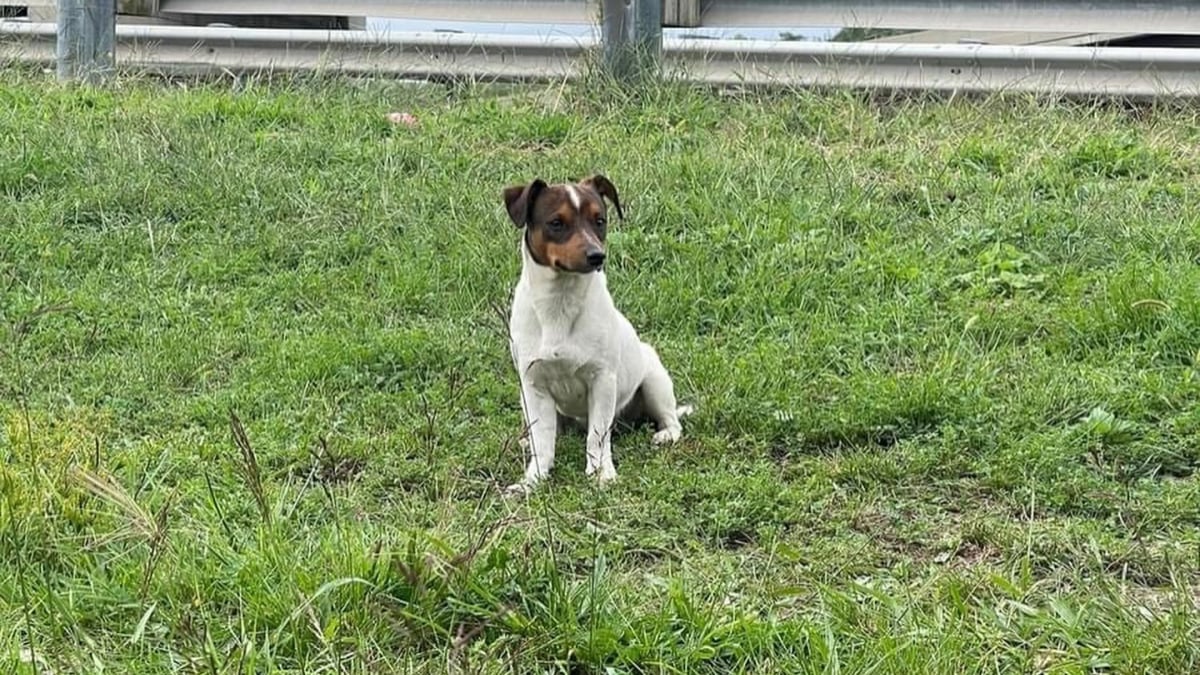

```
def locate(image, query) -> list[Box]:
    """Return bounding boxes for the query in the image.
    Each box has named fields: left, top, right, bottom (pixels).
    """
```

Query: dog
left=502, top=175, right=692, bottom=494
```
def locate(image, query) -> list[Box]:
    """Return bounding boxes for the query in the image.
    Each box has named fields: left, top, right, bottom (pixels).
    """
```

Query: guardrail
left=19, top=0, right=1200, bottom=33
left=699, top=1, right=1200, bottom=33
left=4, top=20, right=1200, bottom=97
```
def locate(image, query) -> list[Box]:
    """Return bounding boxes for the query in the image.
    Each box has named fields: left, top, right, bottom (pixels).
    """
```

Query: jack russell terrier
left=502, top=175, right=692, bottom=494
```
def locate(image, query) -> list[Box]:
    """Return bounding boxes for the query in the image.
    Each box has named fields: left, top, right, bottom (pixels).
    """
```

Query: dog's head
left=503, top=175, right=624, bottom=274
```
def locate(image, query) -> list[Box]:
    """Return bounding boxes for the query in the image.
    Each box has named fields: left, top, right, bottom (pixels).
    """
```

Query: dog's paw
left=676, top=404, right=695, bottom=418
left=503, top=481, right=533, bottom=498
left=652, top=426, right=682, bottom=445
left=595, top=467, right=618, bottom=484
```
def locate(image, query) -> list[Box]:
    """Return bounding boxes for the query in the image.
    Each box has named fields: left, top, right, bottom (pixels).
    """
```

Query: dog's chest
left=513, top=286, right=602, bottom=417
left=521, top=318, right=598, bottom=412
left=528, top=358, right=590, bottom=416
left=514, top=279, right=598, bottom=357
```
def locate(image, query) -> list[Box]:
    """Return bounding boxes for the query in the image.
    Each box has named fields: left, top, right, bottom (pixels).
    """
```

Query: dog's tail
left=677, top=404, right=695, bottom=418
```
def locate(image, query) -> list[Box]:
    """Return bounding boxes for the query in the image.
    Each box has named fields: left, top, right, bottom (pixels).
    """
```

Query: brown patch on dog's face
left=502, top=175, right=623, bottom=274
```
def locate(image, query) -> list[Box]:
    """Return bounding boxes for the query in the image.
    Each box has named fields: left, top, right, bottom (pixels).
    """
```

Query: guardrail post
left=663, top=0, right=700, bottom=27
left=602, top=0, right=662, bottom=82
left=57, top=0, right=116, bottom=83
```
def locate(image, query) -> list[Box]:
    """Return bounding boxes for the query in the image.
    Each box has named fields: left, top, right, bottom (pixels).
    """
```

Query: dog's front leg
left=586, top=372, right=618, bottom=483
left=508, top=378, right=559, bottom=495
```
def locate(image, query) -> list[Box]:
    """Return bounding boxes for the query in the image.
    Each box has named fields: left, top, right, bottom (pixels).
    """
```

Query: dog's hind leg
left=638, top=344, right=692, bottom=445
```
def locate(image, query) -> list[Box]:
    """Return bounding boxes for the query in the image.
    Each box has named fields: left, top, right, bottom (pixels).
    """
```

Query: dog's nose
left=586, top=251, right=606, bottom=268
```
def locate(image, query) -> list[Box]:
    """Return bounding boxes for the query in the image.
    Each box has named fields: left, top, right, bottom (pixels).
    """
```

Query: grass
left=2, top=65, right=1200, bottom=672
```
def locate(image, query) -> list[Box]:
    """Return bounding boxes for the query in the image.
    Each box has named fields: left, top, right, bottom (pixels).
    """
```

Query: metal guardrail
left=156, top=0, right=595, bottom=24
left=1, top=22, right=588, bottom=79
left=680, top=39, right=1200, bottom=96
left=700, top=1, right=1200, bottom=33
left=3, top=21, right=1200, bottom=97
left=21, top=0, right=1200, bottom=33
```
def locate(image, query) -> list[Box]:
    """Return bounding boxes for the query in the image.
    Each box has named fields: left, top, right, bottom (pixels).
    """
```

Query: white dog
left=502, top=175, right=692, bottom=494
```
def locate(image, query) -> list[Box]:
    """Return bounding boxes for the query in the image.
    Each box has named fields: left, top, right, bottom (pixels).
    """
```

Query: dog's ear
left=502, top=179, right=547, bottom=228
left=580, top=174, right=624, bottom=221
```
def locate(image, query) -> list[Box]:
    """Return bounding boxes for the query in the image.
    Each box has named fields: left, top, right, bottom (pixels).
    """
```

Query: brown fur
left=503, top=175, right=623, bottom=273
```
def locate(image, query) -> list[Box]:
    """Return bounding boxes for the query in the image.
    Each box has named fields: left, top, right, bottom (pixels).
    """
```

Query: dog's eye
left=548, top=218, right=565, bottom=231
left=596, top=218, right=607, bottom=229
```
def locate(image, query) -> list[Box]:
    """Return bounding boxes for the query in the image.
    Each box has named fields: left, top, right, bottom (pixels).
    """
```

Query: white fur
left=507, top=240, right=691, bottom=494
left=565, top=184, right=582, bottom=211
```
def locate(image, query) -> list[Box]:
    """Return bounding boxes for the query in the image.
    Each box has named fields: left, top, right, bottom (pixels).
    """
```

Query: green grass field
left=3, top=67, right=1200, bottom=673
